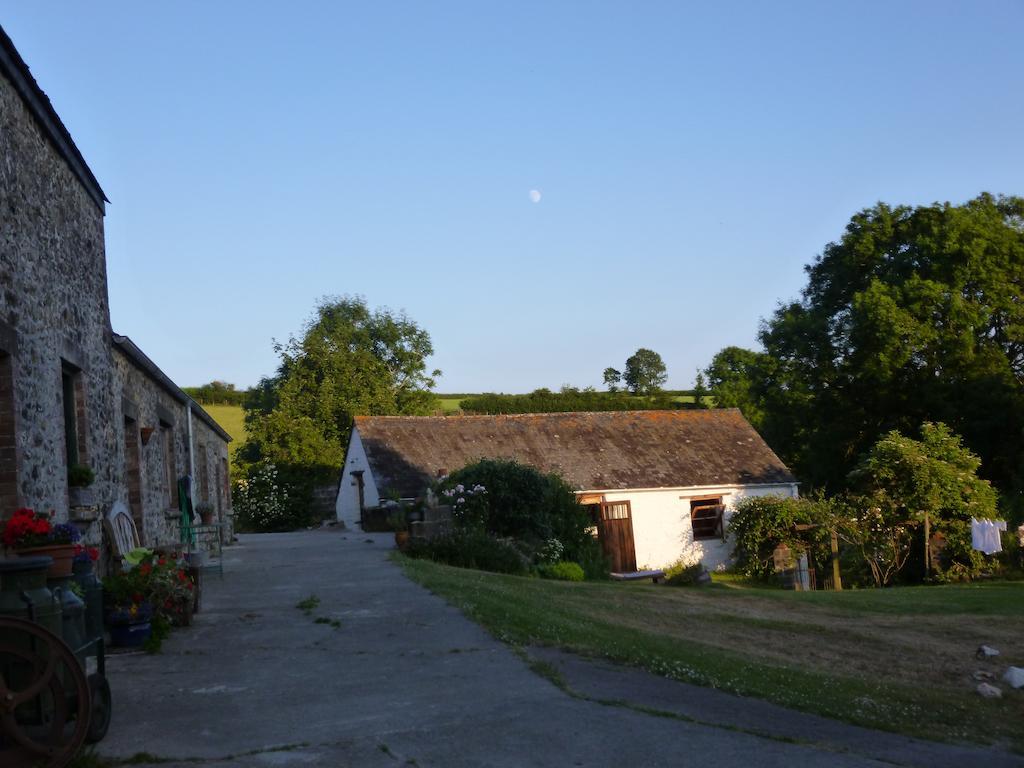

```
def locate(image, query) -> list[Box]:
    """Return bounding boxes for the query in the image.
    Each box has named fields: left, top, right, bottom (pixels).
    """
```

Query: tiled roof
left=354, top=410, right=796, bottom=496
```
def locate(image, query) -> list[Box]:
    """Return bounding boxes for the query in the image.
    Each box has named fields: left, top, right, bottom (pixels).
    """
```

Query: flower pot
left=394, top=531, right=410, bottom=550
left=17, top=544, right=76, bottom=579
left=200, top=510, right=215, bottom=525
left=68, top=486, right=96, bottom=508
left=108, top=620, right=152, bottom=648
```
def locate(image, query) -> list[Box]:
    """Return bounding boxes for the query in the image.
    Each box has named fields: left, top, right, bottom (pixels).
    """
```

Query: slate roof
left=353, top=410, right=796, bottom=497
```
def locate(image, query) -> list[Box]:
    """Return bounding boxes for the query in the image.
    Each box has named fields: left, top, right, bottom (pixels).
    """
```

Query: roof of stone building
left=0, top=24, right=108, bottom=210
left=352, top=410, right=796, bottom=496
left=112, top=334, right=231, bottom=443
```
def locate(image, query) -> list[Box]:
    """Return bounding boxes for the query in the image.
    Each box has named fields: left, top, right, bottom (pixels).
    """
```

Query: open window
left=689, top=497, right=725, bottom=541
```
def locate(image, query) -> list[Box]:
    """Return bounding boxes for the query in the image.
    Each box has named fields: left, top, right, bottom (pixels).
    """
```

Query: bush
left=233, top=461, right=294, bottom=532
left=538, top=561, right=585, bottom=581
left=437, top=459, right=596, bottom=567
left=663, top=557, right=706, bottom=586
left=405, top=530, right=529, bottom=575
left=728, top=495, right=828, bottom=579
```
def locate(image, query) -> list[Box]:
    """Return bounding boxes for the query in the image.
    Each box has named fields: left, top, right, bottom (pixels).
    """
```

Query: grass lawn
left=200, top=404, right=247, bottom=458
left=398, top=557, right=1024, bottom=752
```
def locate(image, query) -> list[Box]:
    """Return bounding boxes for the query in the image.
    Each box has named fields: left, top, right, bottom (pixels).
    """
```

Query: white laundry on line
left=971, top=518, right=1006, bottom=555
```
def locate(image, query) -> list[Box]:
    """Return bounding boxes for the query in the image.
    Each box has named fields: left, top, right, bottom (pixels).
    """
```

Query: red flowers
left=1, top=508, right=53, bottom=549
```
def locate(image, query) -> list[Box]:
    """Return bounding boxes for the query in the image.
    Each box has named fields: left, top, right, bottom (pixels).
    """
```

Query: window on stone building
left=199, top=444, right=210, bottom=502
left=0, top=351, right=17, bottom=515
left=123, top=415, right=144, bottom=543
left=162, top=425, right=177, bottom=509
left=61, top=362, right=88, bottom=469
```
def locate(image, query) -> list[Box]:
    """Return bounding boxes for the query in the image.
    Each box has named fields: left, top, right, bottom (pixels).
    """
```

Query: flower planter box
left=17, top=544, right=76, bottom=579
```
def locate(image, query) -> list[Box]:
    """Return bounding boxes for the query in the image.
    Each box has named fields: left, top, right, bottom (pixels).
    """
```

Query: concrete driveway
left=97, top=531, right=1021, bottom=767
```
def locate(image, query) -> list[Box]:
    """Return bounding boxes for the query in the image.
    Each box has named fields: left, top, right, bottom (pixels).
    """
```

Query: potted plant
left=388, top=508, right=410, bottom=550
left=102, top=565, right=153, bottom=647
left=195, top=502, right=216, bottom=526
left=1, top=508, right=80, bottom=578
left=68, top=464, right=96, bottom=507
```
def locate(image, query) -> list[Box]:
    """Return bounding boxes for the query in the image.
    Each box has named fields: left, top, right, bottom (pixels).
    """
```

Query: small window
left=690, top=498, right=725, bottom=541
left=601, top=501, right=631, bottom=521
left=61, top=362, right=89, bottom=472
left=163, top=426, right=177, bottom=508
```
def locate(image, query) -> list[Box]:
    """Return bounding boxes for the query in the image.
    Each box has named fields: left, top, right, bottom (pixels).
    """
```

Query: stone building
left=0, top=25, right=231, bottom=554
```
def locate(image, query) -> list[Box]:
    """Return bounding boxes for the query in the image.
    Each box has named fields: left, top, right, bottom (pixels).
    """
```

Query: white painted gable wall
left=336, top=429, right=380, bottom=529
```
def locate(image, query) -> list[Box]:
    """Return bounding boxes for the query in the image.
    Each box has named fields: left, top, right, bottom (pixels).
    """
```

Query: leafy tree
left=710, top=194, right=1024, bottom=507
left=691, top=370, right=710, bottom=409
left=183, top=381, right=247, bottom=406
left=602, top=367, right=622, bottom=392
left=623, top=348, right=667, bottom=395
left=239, top=296, right=439, bottom=523
left=840, top=422, right=998, bottom=584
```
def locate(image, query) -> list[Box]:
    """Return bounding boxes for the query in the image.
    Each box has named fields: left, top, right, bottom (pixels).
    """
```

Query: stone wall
left=114, top=351, right=233, bottom=549
left=0, top=66, right=119, bottom=517
left=0, top=64, right=232, bottom=559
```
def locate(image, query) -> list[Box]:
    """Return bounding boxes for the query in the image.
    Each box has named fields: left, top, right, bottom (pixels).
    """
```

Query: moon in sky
left=529, top=189, right=542, bottom=203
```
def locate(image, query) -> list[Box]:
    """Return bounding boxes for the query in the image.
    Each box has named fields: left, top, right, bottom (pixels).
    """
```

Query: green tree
left=623, top=348, right=667, bottom=395
left=602, top=367, right=622, bottom=392
left=691, top=370, right=710, bottom=409
left=733, top=193, right=1024, bottom=505
left=839, top=422, right=998, bottom=584
left=239, top=297, right=439, bottom=521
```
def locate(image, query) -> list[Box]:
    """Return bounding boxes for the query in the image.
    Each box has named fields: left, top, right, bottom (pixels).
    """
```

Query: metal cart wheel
left=0, top=616, right=91, bottom=768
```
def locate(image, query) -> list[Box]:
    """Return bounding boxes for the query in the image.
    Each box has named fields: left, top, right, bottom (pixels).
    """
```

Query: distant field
left=200, top=404, right=247, bottom=457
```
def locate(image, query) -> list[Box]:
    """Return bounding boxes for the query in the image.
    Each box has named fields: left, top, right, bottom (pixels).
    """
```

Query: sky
left=3, top=2, right=1023, bottom=392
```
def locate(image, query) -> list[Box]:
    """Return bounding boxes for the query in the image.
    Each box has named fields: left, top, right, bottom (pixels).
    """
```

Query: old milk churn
left=0, top=556, right=64, bottom=691
left=48, top=574, right=88, bottom=662
left=0, top=555, right=63, bottom=633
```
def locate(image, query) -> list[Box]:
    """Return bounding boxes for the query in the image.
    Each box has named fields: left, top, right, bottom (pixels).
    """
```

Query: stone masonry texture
left=0, top=58, right=231, bottom=560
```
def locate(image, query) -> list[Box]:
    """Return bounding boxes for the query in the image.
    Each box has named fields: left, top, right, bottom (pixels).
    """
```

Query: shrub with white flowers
left=233, top=461, right=291, bottom=532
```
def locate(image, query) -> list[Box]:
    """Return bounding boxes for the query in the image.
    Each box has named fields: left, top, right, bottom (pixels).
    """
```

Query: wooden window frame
left=689, top=496, right=725, bottom=541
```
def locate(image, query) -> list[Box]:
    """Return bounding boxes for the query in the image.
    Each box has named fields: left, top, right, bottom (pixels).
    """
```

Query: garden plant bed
left=398, top=557, right=1024, bottom=753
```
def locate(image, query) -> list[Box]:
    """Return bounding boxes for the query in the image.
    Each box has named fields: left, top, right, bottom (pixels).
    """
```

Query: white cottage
left=336, top=410, right=799, bottom=572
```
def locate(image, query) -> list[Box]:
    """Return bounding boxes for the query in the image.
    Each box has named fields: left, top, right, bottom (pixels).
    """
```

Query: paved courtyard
left=97, top=531, right=1021, bottom=767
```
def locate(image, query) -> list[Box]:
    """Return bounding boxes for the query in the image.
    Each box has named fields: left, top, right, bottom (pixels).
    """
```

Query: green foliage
left=703, top=346, right=775, bottom=430
left=602, top=367, right=622, bottom=392
left=538, top=561, right=585, bottom=581
left=182, top=380, right=247, bottom=406
left=663, top=558, right=706, bottom=586
left=67, top=464, right=95, bottom=488
left=460, top=387, right=683, bottom=414
left=728, top=193, right=1024, bottom=504
left=296, top=595, right=320, bottom=615
left=727, top=495, right=829, bottom=579
left=841, top=422, right=998, bottom=584
left=438, top=459, right=594, bottom=562
left=405, top=530, right=530, bottom=575
left=232, top=461, right=300, bottom=532
left=237, top=296, right=439, bottom=506
left=623, top=348, right=667, bottom=395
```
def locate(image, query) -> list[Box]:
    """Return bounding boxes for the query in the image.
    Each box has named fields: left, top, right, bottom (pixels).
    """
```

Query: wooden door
left=598, top=500, right=637, bottom=573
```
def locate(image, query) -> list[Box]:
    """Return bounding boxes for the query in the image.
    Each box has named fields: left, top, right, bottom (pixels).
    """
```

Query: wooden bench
left=610, top=569, right=666, bottom=584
